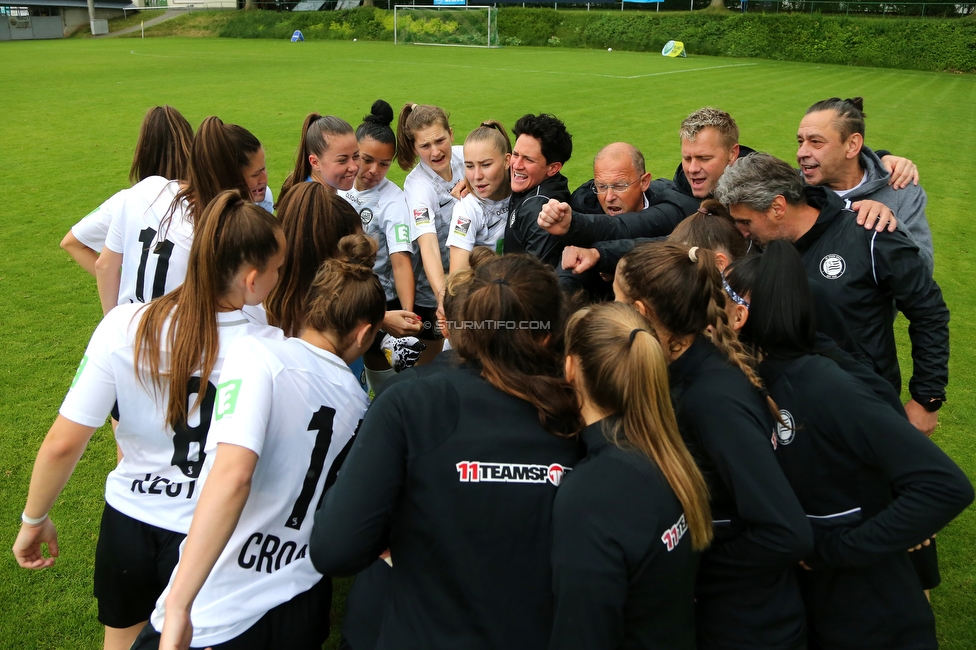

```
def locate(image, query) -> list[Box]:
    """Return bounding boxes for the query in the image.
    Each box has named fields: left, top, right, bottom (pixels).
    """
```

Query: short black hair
left=513, top=113, right=573, bottom=165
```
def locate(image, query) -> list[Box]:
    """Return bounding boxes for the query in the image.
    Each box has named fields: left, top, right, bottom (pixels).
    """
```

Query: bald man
left=540, top=142, right=700, bottom=248
left=571, top=143, right=653, bottom=216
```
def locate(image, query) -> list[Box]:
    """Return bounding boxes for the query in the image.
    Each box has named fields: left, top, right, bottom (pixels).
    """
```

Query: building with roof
left=1, top=0, right=134, bottom=39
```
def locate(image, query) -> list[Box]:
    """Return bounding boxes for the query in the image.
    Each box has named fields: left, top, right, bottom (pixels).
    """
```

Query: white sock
left=365, top=367, right=396, bottom=395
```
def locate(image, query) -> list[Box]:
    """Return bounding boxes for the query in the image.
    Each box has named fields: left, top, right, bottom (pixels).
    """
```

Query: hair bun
left=336, top=233, right=378, bottom=273
left=365, top=99, right=394, bottom=127
left=847, top=96, right=865, bottom=113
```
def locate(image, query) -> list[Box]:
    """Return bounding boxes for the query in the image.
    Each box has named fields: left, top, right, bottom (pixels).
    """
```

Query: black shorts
left=131, top=578, right=332, bottom=650
left=93, top=502, right=185, bottom=629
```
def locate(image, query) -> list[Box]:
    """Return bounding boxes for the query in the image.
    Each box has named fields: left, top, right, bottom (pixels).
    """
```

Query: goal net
left=394, top=5, right=499, bottom=48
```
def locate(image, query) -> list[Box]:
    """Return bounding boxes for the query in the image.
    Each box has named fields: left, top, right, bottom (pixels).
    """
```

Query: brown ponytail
left=303, top=234, right=385, bottom=340
left=135, top=190, right=282, bottom=430
left=618, top=241, right=780, bottom=421
left=396, top=103, right=451, bottom=171
left=280, top=113, right=355, bottom=200
left=566, top=302, right=712, bottom=550
left=129, top=105, right=193, bottom=184
left=163, top=116, right=256, bottom=234
left=452, top=255, right=582, bottom=438
left=265, top=182, right=363, bottom=337
left=667, top=199, right=748, bottom=262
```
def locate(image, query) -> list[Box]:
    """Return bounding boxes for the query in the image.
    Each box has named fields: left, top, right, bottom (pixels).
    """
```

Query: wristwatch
left=919, top=396, right=946, bottom=413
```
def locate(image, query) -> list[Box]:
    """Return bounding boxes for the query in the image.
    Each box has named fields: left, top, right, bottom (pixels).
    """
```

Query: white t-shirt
left=403, top=145, right=465, bottom=307
left=446, top=193, right=510, bottom=255
left=104, top=176, right=190, bottom=307
left=72, top=187, right=129, bottom=252
left=833, top=170, right=869, bottom=198
left=150, top=336, right=368, bottom=647
left=341, top=179, right=413, bottom=303
left=257, top=187, right=274, bottom=214
left=59, top=303, right=283, bottom=533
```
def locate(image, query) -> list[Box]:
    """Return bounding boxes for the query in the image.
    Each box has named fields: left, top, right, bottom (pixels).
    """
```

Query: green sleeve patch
left=395, top=223, right=410, bottom=244
left=215, top=379, right=243, bottom=420
left=70, top=356, right=88, bottom=389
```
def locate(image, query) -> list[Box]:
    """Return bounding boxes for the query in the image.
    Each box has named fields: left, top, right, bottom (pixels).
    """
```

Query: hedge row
left=217, top=8, right=976, bottom=73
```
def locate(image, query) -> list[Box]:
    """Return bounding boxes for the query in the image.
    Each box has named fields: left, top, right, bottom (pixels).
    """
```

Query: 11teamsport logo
left=456, top=461, right=570, bottom=486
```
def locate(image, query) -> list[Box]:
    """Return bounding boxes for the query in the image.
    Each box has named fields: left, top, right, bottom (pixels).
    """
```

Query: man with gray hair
left=714, top=152, right=949, bottom=436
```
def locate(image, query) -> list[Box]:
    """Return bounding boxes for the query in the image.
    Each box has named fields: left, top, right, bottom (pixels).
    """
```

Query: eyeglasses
left=592, top=180, right=638, bottom=195
left=721, top=274, right=750, bottom=309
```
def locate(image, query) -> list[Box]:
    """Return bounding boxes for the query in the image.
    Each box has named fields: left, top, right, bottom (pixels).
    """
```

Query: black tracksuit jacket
left=503, top=172, right=571, bottom=268
left=669, top=338, right=813, bottom=650
left=759, top=353, right=973, bottom=650
left=793, top=186, right=949, bottom=403
left=309, top=366, right=580, bottom=650
left=549, top=417, right=698, bottom=650
left=558, top=178, right=701, bottom=247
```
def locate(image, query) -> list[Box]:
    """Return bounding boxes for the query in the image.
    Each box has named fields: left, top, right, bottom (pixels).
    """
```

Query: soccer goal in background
left=394, top=5, right=499, bottom=48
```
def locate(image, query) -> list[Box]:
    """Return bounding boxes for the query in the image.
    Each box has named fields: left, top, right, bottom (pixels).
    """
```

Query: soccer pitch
left=1, top=36, right=974, bottom=647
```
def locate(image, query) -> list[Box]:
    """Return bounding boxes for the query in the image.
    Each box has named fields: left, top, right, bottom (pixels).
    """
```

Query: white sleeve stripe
left=870, top=231, right=879, bottom=285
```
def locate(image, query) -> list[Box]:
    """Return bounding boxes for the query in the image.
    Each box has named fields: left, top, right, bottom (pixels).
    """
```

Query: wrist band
left=21, top=511, right=48, bottom=526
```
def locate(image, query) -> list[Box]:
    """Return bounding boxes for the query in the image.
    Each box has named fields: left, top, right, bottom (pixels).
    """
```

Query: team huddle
left=13, top=97, right=974, bottom=650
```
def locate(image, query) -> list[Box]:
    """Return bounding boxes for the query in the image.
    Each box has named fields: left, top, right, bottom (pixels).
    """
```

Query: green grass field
left=1, top=36, right=974, bottom=648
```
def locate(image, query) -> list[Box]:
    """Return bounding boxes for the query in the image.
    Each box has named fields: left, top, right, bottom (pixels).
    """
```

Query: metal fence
left=392, top=0, right=976, bottom=14
left=736, top=0, right=975, bottom=16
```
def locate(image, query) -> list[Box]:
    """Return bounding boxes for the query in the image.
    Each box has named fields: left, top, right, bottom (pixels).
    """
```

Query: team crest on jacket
left=456, top=461, right=570, bottom=486
left=360, top=208, right=373, bottom=226
left=820, top=254, right=846, bottom=279
left=772, top=409, right=796, bottom=448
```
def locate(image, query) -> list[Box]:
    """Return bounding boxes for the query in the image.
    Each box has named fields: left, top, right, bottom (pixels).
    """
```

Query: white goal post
left=394, top=5, right=499, bottom=48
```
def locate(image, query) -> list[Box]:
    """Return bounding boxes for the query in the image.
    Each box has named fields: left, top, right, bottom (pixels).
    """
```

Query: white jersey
left=404, top=145, right=464, bottom=307
left=257, top=186, right=274, bottom=214
left=151, top=336, right=368, bottom=647
left=104, top=176, right=191, bottom=307
left=340, top=179, right=413, bottom=303
left=446, top=192, right=509, bottom=255
left=59, top=303, right=283, bottom=533
left=73, top=186, right=129, bottom=252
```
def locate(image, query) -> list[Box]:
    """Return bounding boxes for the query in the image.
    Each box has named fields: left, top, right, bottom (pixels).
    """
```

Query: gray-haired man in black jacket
left=714, top=152, right=949, bottom=437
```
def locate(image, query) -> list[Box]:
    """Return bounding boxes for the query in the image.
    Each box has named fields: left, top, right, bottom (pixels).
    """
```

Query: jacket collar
left=667, top=336, right=714, bottom=389
left=581, top=414, right=623, bottom=456
left=511, top=171, right=569, bottom=202
left=793, top=185, right=852, bottom=253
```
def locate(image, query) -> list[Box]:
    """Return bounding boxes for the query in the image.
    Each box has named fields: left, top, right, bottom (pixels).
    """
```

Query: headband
left=721, top=272, right=750, bottom=308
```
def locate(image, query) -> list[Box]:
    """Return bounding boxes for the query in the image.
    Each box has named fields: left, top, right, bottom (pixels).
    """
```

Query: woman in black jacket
left=615, top=241, right=813, bottom=650
left=310, top=254, right=583, bottom=650
left=738, top=241, right=973, bottom=650
left=551, top=301, right=711, bottom=650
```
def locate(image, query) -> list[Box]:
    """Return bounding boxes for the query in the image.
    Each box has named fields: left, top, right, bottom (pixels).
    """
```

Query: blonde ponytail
left=566, top=302, right=713, bottom=550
